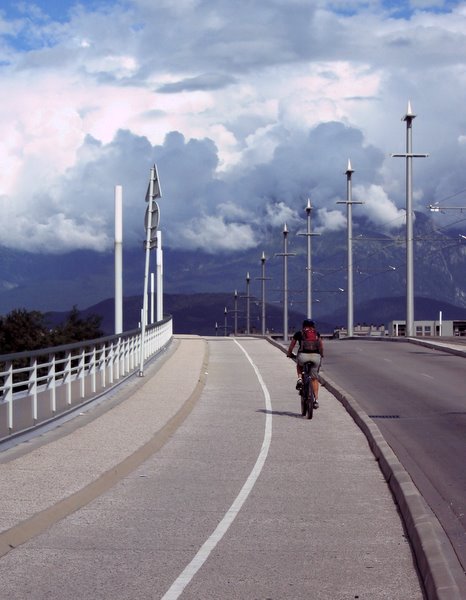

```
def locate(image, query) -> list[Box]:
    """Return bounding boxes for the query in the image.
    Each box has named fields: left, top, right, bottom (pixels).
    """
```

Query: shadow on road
left=256, top=409, right=302, bottom=418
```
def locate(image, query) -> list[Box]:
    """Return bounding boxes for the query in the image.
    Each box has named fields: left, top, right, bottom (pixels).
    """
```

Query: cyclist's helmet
left=302, top=319, right=315, bottom=328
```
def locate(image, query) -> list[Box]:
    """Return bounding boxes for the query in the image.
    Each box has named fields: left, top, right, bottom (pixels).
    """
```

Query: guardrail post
left=90, top=347, right=96, bottom=393
left=47, top=354, right=56, bottom=414
left=79, top=348, right=86, bottom=399
left=100, top=344, right=106, bottom=389
left=109, top=341, right=114, bottom=385
left=5, top=361, right=13, bottom=433
left=64, top=351, right=72, bottom=406
left=29, top=357, right=38, bottom=424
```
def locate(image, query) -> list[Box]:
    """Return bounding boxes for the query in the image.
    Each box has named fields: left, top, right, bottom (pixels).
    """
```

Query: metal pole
left=306, top=202, right=312, bottom=318
left=406, top=112, right=414, bottom=337
left=337, top=160, right=363, bottom=338
left=392, top=101, right=428, bottom=338
left=114, top=185, right=123, bottom=335
left=246, top=272, right=251, bottom=334
left=283, top=224, right=289, bottom=342
left=255, top=252, right=271, bottom=336
left=234, top=290, right=238, bottom=335
left=261, top=253, right=266, bottom=335
left=156, top=230, right=163, bottom=322
left=347, top=163, right=354, bottom=337
left=275, top=224, right=296, bottom=342
left=298, top=199, right=320, bottom=319
left=224, top=307, right=228, bottom=336
left=150, top=272, right=155, bottom=324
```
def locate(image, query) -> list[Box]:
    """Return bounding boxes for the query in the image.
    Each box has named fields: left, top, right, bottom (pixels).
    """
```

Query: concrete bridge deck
left=0, top=336, right=438, bottom=599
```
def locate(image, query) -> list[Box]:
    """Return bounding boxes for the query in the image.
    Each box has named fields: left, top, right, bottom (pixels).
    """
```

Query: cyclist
left=287, top=319, right=324, bottom=408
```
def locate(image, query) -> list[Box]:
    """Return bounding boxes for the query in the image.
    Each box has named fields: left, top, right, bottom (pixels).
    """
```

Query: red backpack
left=301, top=326, right=320, bottom=353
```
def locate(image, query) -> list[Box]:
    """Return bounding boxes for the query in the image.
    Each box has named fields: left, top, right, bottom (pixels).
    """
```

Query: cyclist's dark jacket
left=292, top=329, right=323, bottom=355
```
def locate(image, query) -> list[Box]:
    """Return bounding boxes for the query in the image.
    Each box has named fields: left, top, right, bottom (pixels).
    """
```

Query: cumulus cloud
left=315, top=208, right=347, bottom=233
left=354, top=184, right=405, bottom=229
left=0, top=0, right=466, bottom=254
left=174, top=215, right=257, bottom=253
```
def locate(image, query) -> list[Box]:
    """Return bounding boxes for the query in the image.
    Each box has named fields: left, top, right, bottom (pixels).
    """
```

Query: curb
left=266, top=336, right=462, bottom=600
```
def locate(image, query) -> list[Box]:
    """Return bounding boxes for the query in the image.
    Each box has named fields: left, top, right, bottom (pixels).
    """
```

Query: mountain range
left=1, top=211, right=465, bottom=334
left=46, top=293, right=466, bottom=337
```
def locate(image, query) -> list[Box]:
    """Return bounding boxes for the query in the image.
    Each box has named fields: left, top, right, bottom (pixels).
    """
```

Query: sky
left=1, top=0, right=466, bottom=255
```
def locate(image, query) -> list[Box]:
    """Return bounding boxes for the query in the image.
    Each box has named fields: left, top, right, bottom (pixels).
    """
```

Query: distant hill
left=45, top=293, right=466, bottom=337
left=47, top=293, right=332, bottom=337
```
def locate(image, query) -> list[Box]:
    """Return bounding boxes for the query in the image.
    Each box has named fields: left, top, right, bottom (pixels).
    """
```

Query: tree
left=50, top=306, right=103, bottom=346
left=0, top=309, right=50, bottom=354
left=0, top=306, right=104, bottom=355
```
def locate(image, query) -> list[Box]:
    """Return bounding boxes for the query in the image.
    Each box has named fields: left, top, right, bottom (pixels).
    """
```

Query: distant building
left=389, top=319, right=466, bottom=337
left=334, top=319, right=466, bottom=338
left=334, top=324, right=386, bottom=338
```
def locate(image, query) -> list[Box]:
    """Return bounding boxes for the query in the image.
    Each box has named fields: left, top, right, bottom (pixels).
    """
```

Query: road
left=322, top=338, right=466, bottom=578
left=0, top=338, right=423, bottom=599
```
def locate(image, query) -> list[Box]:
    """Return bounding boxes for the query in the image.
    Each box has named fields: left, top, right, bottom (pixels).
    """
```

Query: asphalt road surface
left=322, top=338, right=466, bottom=578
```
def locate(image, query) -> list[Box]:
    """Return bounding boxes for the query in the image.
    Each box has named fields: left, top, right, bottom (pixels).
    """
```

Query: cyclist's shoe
left=313, top=400, right=319, bottom=409
left=295, top=378, right=303, bottom=391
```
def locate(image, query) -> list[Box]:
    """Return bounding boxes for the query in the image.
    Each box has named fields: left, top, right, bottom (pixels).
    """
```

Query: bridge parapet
left=0, top=316, right=173, bottom=441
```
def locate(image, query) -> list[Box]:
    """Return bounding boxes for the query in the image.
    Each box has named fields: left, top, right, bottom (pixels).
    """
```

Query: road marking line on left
left=161, top=339, right=273, bottom=600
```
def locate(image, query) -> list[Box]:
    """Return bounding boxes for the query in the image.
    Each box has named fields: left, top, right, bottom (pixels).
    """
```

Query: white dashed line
left=421, top=373, right=434, bottom=379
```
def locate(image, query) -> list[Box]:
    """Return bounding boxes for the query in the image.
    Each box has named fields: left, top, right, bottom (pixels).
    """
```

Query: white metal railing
left=0, top=316, right=172, bottom=441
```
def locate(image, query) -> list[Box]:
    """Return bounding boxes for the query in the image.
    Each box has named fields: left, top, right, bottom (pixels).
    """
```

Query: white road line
left=161, top=339, right=273, bottom=600
left=421, top=373, right=434, bottom=379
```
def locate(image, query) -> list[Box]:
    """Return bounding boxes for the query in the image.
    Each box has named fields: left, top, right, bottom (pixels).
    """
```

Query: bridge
left=0, top=326, right=465, bottom=599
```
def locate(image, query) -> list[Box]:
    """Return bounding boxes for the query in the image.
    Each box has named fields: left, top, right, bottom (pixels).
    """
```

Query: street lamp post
left=392, top=101, right=429, bottom=337
left=255, top=252, right=271, bottom=335
left=114, top=185, right=123, bottom=335
left=337, top=160, right=363, bottom=337
left=275, top=224, right=296, bottom=342
left=246, top=272, right=251, bottom=334
left=298, top=199, right=320, bottom=319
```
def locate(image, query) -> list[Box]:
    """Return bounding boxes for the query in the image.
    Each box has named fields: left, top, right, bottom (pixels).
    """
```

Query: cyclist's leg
left=295, top=353, right=305, bottom=390
left=309, top=354, right=322, bottom=405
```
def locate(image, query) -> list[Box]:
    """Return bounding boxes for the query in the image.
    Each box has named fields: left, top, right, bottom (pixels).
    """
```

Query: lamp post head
left=345, top=158, right=354, bottom=177
left=305, top=198, right=312, bottom=214
left=246, top=272, right=250, bottom=283
left=402, top=100, right=416, bottom=121
left=283, top=223, right=288, bottom=236
left=261, top=251, right=266, bottom=263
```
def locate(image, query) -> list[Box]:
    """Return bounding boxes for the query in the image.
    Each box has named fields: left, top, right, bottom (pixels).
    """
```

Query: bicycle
left=300, top=361, right=316, bottom=420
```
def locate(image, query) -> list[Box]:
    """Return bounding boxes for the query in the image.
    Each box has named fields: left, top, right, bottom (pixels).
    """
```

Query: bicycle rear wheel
left=302, top=376, right=313, bottom=419
left=306, top=376, right=314, bottom=420
left=300, top=391, right=306, bottom=416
